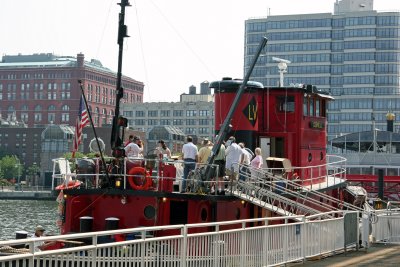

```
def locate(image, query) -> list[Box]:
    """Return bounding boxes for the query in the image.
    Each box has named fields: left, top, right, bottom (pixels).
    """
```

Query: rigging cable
left=133, top=0, right=152, bottom=101
left=95, top=0, right=114, bottom=60
left=148, top=0, right=216, bottom=79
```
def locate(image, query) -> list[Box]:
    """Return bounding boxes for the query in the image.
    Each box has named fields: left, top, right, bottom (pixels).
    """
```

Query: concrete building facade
left=122, top=85, right=215, bottom=142
left=245, top=0, right=400, bottom=139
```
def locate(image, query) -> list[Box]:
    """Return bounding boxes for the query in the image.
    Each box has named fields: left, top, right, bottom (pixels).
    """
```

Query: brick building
left=0, top=53, right=144, bottom=127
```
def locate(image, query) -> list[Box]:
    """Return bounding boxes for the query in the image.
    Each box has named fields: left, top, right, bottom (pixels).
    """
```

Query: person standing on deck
left=124, top=136, right=143, bottom=158
left=225, top=136, right=242, bottom=180
left=239, top=143, right=252, bottom=181
left=156, top=140, right=171, bottom=159
left=250, top=147, right=263, bottom=181
left=181, top=136, right=198, bottom=192
left=124, top=135, right=134, bottom=147
left=198, top=138, right=213, bottom=164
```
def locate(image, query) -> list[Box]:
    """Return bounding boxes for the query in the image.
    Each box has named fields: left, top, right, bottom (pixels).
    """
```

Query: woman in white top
left=157, top=140, right=171, bottom=159
left=250, top=147, right=263, bottom=181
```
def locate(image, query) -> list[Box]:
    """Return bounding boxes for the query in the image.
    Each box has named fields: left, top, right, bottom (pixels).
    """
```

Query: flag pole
left=77, top=80, right=111, bottom=187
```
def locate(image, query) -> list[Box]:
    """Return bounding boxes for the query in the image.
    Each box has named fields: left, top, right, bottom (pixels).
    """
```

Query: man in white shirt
left=124, top=136, right=143, bottom=158
left=225, top=136, right=243, bottom=180
left=239, top=143, right=252, bottom=181
left=181, top=136, right=198, bottom=192
left=31, top=225, right=56, bottom=252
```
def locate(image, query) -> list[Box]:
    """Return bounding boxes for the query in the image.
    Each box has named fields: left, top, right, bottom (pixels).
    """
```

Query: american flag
left=72, top=95, right=89, bottom=158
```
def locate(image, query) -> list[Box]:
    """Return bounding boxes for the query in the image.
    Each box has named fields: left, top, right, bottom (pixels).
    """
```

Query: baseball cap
left=35, top=225, right=45, bottom=232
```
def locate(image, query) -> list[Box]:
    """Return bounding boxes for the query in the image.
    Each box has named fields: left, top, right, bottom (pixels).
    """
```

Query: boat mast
left=111, top=0, right=131, bottom=157
left=207, top=37, right=268, bottom=165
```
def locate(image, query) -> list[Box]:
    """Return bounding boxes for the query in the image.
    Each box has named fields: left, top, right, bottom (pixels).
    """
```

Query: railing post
left=301, top=216, right=306, bottom=263
left=214, top=225, right=220, bottom=267
left=240, top=221, right=246, bottom=267
left=319, top=215, right=322, bottom=257
left=29, top=239, right=34, bottom=267
left=284, top=218, right=288, bottom=263
left=92, top=234, right=98, bottom=266
left=263, top=219, right=269, bottom=266
left=140, top=230, right=146, bottom=266
left=181, top=225, right=188, bottom=267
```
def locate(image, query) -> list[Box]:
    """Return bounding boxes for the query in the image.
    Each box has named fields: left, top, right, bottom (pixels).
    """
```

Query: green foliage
left=0, top=178, right=12, bottom=186
left=0, top=156, right=22, bottom=180
left=26, top=164, right=40, bottom=177
left=62, top=152, right=99, bottom=160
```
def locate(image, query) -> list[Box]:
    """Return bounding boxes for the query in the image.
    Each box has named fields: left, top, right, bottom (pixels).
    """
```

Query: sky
left=0, top=0, right=398, bottom=102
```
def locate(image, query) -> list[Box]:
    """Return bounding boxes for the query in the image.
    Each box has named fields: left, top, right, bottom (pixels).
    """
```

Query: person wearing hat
left=124, top=136, right=144, bottom=158
left=31, top=225, right=56, bottom=252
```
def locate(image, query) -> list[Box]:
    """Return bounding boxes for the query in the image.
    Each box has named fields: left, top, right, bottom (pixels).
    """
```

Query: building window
left=173, top=119, right=183, bottom=125
left=199, top=119, right=209, bottom=125
left=148, top=110, right=158, bottom=117
left=21, top=113, right=28, bottom=122
left=48, top=113, right=55, bottom=123
left=199, top=110, right=209, bottom=116
left=61, top=113, right=69, bottom=122
left=185, top=128, right=196, bottom=134
left=34, top=113, right=42, bottom=122
left=148, top=119, right=158, bottom=125
left=160, top=119, right=170, bottom=125
left=136, top=110, right=145, bottom=117
left=160, top=110, right=170, bottom=117
left=199, top=128, right=209, bottom=134
left=186, top=110, right=197, bottom=117
left=135, top=119, right=145, bottom=125
left=173, top=110, right=183, bottom=117
left=186, top=119, right=197, bottom=125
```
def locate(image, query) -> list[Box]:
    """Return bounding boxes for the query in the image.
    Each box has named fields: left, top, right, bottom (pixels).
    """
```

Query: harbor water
left=0, top=199, right=58, bottom=240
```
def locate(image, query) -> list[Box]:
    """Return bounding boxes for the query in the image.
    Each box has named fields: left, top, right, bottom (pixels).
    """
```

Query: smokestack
left=386, top=112, right=395, bottom=132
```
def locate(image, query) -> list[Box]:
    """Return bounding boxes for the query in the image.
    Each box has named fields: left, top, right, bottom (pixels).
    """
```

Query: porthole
left=308, top=153, right=312, bottom=162
left=144, top=205, right=156, bottom=220
left=201, top=208, right=208, bottom=222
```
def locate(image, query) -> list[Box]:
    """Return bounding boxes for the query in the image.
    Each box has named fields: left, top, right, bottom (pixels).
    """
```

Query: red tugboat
left=52, top=0, right=361, bottom=240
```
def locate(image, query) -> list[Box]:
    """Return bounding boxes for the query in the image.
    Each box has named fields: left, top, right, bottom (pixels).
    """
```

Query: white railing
left=52, top=157, right=223, bottom=194
left=371, top=209, right=400, bottom=243
left=0, top=211, right=358, bottom=267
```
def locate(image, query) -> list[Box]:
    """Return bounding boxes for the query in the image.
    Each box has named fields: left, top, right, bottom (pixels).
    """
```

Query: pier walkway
left=291, top=243, right=400, bottom=266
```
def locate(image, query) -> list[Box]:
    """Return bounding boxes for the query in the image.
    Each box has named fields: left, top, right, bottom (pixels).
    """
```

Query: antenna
left=272, top=57, right=291, bottom=87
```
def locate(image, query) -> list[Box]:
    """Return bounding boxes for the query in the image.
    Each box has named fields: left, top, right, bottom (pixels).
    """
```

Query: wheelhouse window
left=321, top=99, right=326, bottom=117
left=303, top=96, right=308, bottom=116
left=276, top=96, right=295, bottom=112
left=310, top=98, right=315, bottom=116
left=316, top=99, right=320, bottom=117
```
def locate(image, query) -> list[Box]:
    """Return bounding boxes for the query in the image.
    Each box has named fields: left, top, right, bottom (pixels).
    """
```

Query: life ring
left=55, top=180, right=81, bottom=190
left=127, top=167, right=152, bottom=190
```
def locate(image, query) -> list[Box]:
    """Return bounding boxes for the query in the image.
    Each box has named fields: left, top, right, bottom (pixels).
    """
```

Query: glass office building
left=245, top=0, right=400, bottom=140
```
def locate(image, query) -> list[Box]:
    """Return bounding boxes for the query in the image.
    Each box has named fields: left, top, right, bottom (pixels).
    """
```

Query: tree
left=26, top=164, right=40, bottom=177
left=0, top=156, right=22, bottom=181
